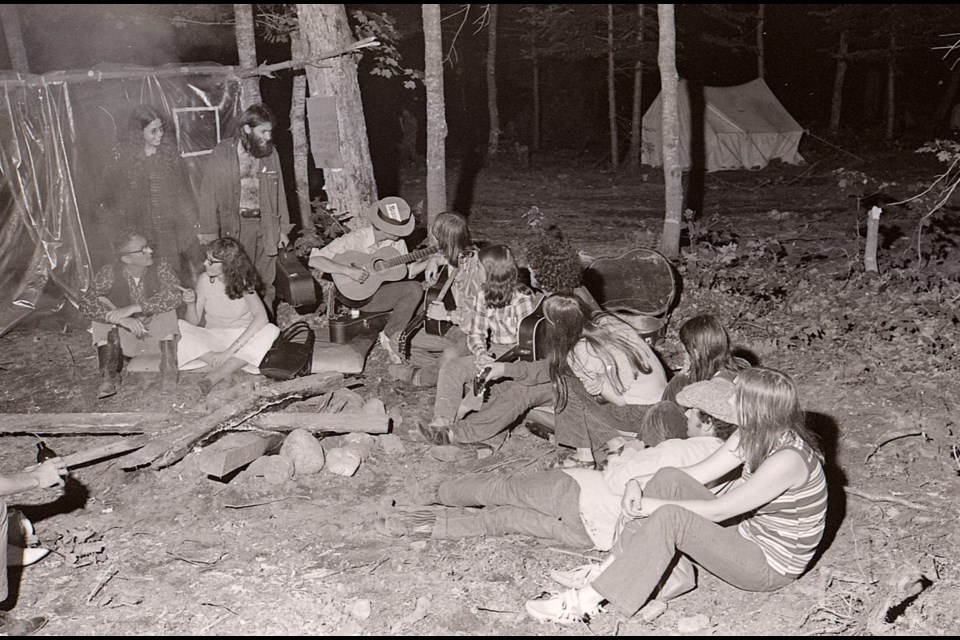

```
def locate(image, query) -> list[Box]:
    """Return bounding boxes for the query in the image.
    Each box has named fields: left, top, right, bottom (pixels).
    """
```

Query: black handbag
left=259, top=321, right=316, bottom=380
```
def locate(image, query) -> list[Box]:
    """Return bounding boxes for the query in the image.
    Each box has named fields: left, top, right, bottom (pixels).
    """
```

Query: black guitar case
left=275, top=249, right=318, bottom=308
left=328, top=310, right=392, bottom=344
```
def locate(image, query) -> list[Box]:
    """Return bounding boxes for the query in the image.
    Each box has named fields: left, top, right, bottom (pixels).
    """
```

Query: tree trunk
left=0, top=4, right=30, bottom=72
left=829, top=30, right=848, bottom=135
left=289, top=28, right=313, bottom=234
left=756, top=4, right=765, bottom=80
left=234, top=3, right=261, bottom=106
left=934, top=69, right=960, bottom=130
left=657, top=4, right=683, bottom=259
left=628, top=4, right=645, bottom=170
left=297, top=4, right=378, bottom=225
left=885, top=33, right=896, bottom=145
left=607, top=4, right=619, bottom=170
left=486, top=4, right=499, bottom=157
left=532, top=48, right=541, bottom=152
left=422, top=4, right=448, bottom=229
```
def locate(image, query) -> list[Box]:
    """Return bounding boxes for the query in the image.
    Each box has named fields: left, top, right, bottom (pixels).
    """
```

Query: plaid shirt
left=466, top=289, right=541, bottom=356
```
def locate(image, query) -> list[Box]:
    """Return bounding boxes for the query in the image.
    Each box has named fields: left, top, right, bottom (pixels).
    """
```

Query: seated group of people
left=309, top=205, right=829, bottom=625
left=75, top=122, right=828, bottom=626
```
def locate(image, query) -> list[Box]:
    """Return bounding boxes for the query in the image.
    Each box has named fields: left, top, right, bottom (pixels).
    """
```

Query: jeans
left=358, top=280, right=423, bottom=342
left=450, top=380, right=554, bottom=445
left=433, top=471, right=593, bottom=548
left=590, top=467, right=795, bottom=616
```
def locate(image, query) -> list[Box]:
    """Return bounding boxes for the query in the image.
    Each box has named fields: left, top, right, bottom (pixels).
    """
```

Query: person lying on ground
left=0, top=457, right=68, bottom=636
left=381, top=377, right=737, bottom=550
left=525, top=366, right=828, bottom=625
left=78, top=226, right=183, bottom=399
left=177, top=237, right=280, bottom=399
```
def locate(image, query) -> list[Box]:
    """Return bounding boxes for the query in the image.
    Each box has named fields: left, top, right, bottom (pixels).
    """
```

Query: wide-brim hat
left=368, top=196, right=414, bottom=237
left=676, top=377, right=739, bottom=426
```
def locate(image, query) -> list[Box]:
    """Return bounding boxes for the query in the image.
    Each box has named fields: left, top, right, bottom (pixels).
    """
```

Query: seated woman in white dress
left=178, top=238, right=280, bottom=396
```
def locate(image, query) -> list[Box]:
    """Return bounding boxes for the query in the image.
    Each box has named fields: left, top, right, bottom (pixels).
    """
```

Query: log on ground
left=120, top=371, right=345, bottom=471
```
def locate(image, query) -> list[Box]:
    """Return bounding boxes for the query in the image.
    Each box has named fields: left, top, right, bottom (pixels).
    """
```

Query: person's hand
left=484, top=361, right=507, bottom=382
left=197, top=233, right=218, bottom=245
left=277, top=234, right=290, bottom=249
left=426, top=301, right=448, bottom=321
left=105, top=304, right=137, bottom=324
left=27, top=458, right=68, bottom=489
left=210, top=350, right=232, bottom=368
left=180, top=287, right=197, bottom=304
left=621, top=479, right=644, bottom=519
left=475, top=353, right=495, bottom=371
left=119, top=317, right=149, bottom=339
left=348, top=266, right=369, bottom=284
left=424, top=256, right=444, bottom=284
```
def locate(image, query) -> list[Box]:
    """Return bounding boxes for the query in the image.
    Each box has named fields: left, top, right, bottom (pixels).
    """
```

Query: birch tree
left=422, top=4, right=447, bottom=228
left=657, top=4, right=683, bottom=259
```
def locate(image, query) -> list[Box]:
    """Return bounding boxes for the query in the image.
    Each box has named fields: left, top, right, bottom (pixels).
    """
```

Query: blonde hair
left=735, top=367, right=821, bottom=470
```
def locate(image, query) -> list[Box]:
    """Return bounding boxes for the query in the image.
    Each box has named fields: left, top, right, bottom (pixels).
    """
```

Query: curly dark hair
left=207, top=238, right=261, bottom=299
left=112, top=224, right=148, bottom=257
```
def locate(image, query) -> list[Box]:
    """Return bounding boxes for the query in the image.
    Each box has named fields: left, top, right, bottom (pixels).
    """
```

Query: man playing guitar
left=308, top=197, right=435, bottom=364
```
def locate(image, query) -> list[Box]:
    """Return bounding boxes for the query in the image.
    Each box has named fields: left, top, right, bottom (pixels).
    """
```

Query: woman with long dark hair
left=541, top=292, right=681, bottom=469
left=177, top=238, right=280, bottom=396
left=105, top=105, right=200, bottom=282
left=662, top=314, right=748, bottom=402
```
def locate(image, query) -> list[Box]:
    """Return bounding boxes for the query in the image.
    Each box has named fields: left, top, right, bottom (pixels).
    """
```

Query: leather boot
left=96, top=330, right=122, bottom=400
left=159, top=339, right=179, bottom=391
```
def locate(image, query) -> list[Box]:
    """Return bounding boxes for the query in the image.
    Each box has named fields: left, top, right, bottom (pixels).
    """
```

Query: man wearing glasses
left=79, top=228, right=184, bottom=399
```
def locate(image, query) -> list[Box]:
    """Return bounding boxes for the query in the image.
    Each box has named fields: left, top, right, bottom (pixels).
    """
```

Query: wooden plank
left=121, top=371, right=345, bottom=470
left=252, top=412, right=389, bottom=434
left=0, top=413, right=173, bottom=435
left=195, top=432, right=283, bottom=478
left=62, top=439, right=147, bottom=469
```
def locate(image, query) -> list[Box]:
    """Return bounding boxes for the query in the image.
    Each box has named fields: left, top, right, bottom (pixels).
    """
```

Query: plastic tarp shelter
left=641, top=78, right=804, bottom=173
left=0, top=63, right=242, bottom=336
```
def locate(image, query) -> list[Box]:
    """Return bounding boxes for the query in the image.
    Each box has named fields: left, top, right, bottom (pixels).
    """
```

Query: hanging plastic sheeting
left=0, top=63, right=242, bottom=337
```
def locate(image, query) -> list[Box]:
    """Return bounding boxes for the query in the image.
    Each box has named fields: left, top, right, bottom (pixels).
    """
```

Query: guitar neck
left=382, top=247, right=436, bottom=269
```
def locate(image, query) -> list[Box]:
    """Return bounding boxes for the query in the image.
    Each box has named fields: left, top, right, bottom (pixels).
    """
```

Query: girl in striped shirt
left=526, top=366, right=828, bottom=624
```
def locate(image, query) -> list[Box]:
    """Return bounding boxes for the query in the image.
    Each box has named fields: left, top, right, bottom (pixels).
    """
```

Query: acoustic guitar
left=456, top=293, right=547, bottom=418
left=332, top=246, right=438, bottom=306
left=397, top=266, right=457, bottom=361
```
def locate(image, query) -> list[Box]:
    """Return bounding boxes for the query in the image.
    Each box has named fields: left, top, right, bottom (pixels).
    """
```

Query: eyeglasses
left=204, top=255, right=223, bottom=264
left=122, top=245, right=152, bottom=256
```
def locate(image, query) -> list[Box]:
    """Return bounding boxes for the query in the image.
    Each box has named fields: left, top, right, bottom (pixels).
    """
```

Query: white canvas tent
left=642, top=78, right=804, bottom=172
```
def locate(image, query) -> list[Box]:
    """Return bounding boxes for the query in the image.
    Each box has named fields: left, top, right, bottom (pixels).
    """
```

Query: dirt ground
left=2, top=139, right=959, bottom=636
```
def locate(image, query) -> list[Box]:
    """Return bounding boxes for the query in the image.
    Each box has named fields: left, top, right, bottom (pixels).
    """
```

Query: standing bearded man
left=198, top=103, right=292, bottom=312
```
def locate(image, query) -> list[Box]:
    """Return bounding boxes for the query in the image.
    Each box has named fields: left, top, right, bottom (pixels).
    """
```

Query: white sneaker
left=6, top=545, right=51, bottom=567
left=378, top=332, right=403, bottom=365
left=525, top=589, right=600, bottom=625
left=549, top=563, right=602, bottom=589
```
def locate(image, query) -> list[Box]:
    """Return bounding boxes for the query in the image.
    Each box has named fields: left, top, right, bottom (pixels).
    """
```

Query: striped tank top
left=737, top=435, right=828, bottom=577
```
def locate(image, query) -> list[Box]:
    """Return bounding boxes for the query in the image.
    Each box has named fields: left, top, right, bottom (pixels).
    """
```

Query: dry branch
left=864, top=429, right=926, bottom=463
left=120, top=372, right=344, bottom=471
left=845, top=487, right=935, bottom=512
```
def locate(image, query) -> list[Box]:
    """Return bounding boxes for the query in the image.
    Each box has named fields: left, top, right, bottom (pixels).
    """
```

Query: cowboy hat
left=367, top=196, right=414, bottom=237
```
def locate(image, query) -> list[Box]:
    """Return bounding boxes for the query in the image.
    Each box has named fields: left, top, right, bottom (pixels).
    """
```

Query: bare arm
left=639, top=448, right=809, bottom=523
